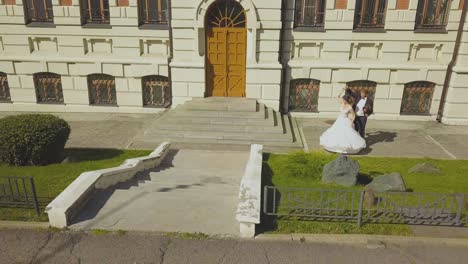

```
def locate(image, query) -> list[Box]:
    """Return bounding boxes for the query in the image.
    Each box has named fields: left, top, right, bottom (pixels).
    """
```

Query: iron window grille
left=0, top=73, right=11, bottom=103
left=87, top=74, right=117, bottom=106
left=138, top=0, right=169, bottom=26
left=354, top=0, right=387, bottom=29
left=289, top=79, right=320, bottom=112
left=415, top=0, right=451, bottom=31
left=294, top=0, right=325, bottom=29
left=80, top=0, right=110, bottom=25
left=23, top=0, right=54, bottom=24
left=400, top=81, right=435, bottom=115
left=33, top=72, right=64, bottom=104
left=346, top=80, right=377, bottom=101
left=142, top=75, right=171, bottom=108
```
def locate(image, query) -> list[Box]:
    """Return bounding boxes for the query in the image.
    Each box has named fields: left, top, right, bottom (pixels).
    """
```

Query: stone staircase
left=133, top=98, right=303, bottom=152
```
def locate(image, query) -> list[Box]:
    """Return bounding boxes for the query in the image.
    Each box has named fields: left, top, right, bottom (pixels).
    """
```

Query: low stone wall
left=236, top=144, right=263, bottom=238
left=46, top=142, right=171, bottom=228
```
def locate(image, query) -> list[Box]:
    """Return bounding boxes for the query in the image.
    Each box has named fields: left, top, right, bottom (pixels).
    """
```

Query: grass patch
left=0, top=148, right=151, bottom=222
left=91, top=229, right=112, bottom=236
left=263, top=151, right=468, bottom=235
left=165, top=232, right=210, bottom=240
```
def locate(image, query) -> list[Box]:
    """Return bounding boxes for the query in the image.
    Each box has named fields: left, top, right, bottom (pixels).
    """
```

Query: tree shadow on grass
left=61, top=148, right=124, bottom=163
left=256, top=153, right=281, bottom=234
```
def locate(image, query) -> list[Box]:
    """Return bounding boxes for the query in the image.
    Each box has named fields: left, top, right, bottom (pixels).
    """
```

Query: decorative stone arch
left=194, top=0, right=259, bottom=63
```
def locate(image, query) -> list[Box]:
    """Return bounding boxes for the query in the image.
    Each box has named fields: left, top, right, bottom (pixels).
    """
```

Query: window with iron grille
left=0, top=72, right=11, bottom=103
left=138, top=0, right=169, bottom=27
left=415, top=0, right=451, bottom=31
left=33, top=72, right=64, bottom=104
left=23, top=0, right=54, bottom=25
left=354, top=0, right=387, bottom=29
left=87, top=74, right=117, bottom=106
left=400, top=81, right=435, bottom=115
left=80, top=0, right=110, bottom=25
left=142, top=75, right=171, bottom=108
left=346, top=80, right=377, bottom=101
left=289, top=79, right=320, bottom=112
left=294, top=0, right=325, bottom=29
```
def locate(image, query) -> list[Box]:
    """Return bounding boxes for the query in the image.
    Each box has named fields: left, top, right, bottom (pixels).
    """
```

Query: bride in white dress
left=320, top=88, right=366, bottom=154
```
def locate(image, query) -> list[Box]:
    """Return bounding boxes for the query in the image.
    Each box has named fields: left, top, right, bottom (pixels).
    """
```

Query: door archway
left=205, top=0, right=247, bottom=97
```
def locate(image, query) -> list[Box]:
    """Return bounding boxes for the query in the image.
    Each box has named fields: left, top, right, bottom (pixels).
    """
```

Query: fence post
left=29, top=177, right=40, bottom=216
left=455, top=194, right=464, bottom=226
left=357, top=191, right=365, bottom=227
left=263, top=186, right=268, bottom=214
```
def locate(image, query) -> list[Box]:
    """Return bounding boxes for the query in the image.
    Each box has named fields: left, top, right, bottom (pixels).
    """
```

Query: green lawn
left=263, top=151, right=468, bottom=236
left=0, top=148, right=151, bottom=222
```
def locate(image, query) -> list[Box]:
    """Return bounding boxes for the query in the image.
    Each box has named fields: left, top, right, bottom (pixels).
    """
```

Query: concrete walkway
left=70, top=149, right=249, bottom=236
left=1, top=229, right=468, bottom=264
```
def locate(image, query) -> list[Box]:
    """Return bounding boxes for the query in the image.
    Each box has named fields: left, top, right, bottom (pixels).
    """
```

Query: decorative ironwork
left=415, top=0, right=451, bottom=30
left=400, top=81, right=435, bottom=115
left=33, top=72, right=64, bottom=104
left=142, top=75, right=171, bottom=108
left=87, top=74, right=117, bottom=105
left=138, top=0, right=169, bottom=25
left=346, top=80, right=377, bottom=101
left=0, top=176, right=40, bottom=215
left=24, top=0, right=54, bottom=24
left=294, top=0, right=325, bottom=29
left=354, top=0, right=387, bottom=29
left=80, top=0, right=110, bottom=25
left=289, top=79, right=320, bottom=112
left=0, top=72, right=11, bottom=103
left=264, top=186, right=468, bottom=227
left=206, top=0, right=246, bottom=28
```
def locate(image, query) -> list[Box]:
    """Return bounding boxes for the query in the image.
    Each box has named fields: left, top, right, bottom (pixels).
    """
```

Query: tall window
left=294, top=0, right=325, bottom=29
left=80, top=0, right=110, bottom=25
left=354, top=0, right=387, bottom=29
left=142, top=75, right=171, bottom=108
left=23, top=0, right=54, bottom=24
left=138, top=0, right=169, bottom=27
left=87, top=74, right=116, bottom=105
left=289, top=79, right=320, bottom=112
left=346, top=80, right=377, bottom=101
left=415, top=0, right=451, bottom=30
left=400, top=81, right=435, bottom=115
left=33, top=72, right=64, bottom=103
left=0, top=72, right=11, bottom=103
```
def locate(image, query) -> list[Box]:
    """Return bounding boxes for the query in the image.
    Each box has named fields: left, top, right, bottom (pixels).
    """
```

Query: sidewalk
left=298, top=118, right=468, bottom=159
left=1, top=229, right=467, bottom=264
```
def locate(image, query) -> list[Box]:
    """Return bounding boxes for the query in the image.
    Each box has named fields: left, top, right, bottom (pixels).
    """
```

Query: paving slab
left=70, top=149, right=250, bottom=236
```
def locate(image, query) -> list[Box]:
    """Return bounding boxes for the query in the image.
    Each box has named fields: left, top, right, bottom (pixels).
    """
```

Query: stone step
left=171, top=104, right=267, bottom=119
left=150, top=123, right=284, bottom=134
left=157, top=116, right=276, bottom=126
left=143, top=130, right=293, bottom=142
left=183, top=98, right=257, bottom=112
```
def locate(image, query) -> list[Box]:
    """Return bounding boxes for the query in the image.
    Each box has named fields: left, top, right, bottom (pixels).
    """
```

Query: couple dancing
left=320, top=87, right=374, bottom=154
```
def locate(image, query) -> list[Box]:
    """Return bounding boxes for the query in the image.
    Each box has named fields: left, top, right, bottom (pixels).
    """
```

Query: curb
left=255, top=234, right=468, bottom=247
left=0, top=221, right=49, bottom=230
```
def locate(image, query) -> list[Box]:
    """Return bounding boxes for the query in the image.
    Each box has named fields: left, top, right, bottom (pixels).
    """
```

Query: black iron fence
left=264, top=186, right=468, bottom=227
left=0, top=176, right=40, bottom=215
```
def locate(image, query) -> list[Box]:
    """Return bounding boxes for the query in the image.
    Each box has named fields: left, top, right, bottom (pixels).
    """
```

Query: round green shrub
left=0, top=114, right=71, bottom=166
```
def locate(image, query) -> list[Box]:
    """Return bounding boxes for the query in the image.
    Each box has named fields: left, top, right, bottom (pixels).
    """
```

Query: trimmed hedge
left=0, top=114, right=71, bottom=166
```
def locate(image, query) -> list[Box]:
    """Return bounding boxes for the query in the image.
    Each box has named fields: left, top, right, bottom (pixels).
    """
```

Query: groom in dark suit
left=346, top=88, right=373, bottom=138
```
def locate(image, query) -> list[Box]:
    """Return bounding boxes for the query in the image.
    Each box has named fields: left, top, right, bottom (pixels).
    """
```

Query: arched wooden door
left=206, top=0, right=247, bottom=97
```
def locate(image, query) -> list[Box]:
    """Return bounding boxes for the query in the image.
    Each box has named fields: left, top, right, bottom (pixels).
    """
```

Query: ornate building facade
left=0, top=0, right=467, bottom=124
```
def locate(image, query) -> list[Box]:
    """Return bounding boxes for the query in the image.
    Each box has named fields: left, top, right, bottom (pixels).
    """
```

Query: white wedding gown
left=320, top=106, right=366, bottom=154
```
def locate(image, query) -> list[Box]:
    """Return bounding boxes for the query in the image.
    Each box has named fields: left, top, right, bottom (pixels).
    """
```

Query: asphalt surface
left=1, top=229, right=467, bottom=264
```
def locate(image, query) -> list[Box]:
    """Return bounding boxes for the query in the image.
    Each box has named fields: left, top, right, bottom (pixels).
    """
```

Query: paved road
left=1, top=229, right=467, bottom=264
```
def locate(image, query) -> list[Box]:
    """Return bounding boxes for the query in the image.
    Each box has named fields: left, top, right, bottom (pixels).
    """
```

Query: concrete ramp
left=70, top=149, right=250, bottom=237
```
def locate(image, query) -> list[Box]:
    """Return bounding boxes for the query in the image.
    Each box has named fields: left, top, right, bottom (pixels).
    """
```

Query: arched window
left=206, top=0, right=246, bottom=28
left=87, top=74, right=116, bottom=106
left=354, top=0, right=387, bottom=29
left=33, top=72, right=63, bottom=103
left=401, top=81, right=435, bottom=115
left=0, top=72, right=11, bottom=103
left=142, top=75, right=171, bottom=108
left=346, top=80, right=377, bottom=101
left=289, top=79, right=320, bottom=112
